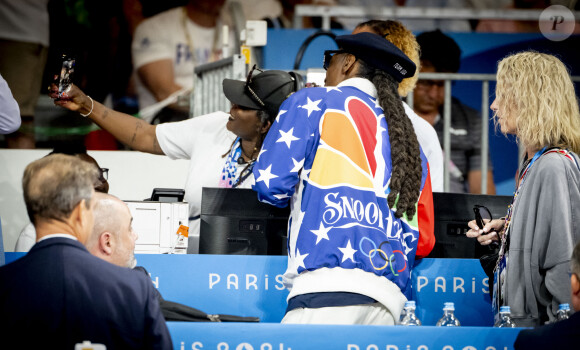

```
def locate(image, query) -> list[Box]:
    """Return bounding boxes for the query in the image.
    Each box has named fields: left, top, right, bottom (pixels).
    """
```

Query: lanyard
left=497, top=147, right=546, bottom=257
left=219, top=138, right=242, bottom=188
left=219, top=137, right=255, bottom=188
left=493, top=147, right=547, bottom=317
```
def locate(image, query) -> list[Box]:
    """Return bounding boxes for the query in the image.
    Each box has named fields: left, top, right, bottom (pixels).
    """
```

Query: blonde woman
left=467, top=51, right=580, bottom=326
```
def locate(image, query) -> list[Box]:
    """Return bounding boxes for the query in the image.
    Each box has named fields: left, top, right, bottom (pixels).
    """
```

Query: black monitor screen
left=199, top=187, right=290, bottom=255
left=428, top=192, right=512, bottom=259
left=150, top=188, right=185, bottom=202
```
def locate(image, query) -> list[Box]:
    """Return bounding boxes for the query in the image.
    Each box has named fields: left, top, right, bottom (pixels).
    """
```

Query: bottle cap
left=500, top=306, right=511, bottom=313
left=559, top=303, right=570, bottom=310
left=443, top=302, right=455, bottom=310
left=405, top=301, right=416, bottom=308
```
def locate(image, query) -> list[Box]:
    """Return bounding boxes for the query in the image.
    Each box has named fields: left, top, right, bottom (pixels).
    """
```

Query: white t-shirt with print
left=132, top=6, right=221, bottom=110
left=155, top=111, right=254, bottom=241
left=404, top=101, right=444, bottom=192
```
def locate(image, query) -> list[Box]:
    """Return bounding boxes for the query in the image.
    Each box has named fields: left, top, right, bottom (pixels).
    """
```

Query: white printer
left=125, top=200, right=189, bottom=254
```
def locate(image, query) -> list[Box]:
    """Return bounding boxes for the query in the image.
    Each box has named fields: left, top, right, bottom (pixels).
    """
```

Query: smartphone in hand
left=473, top=205, right=492, bottom=229
left=54, top=54, right=75, bottom=97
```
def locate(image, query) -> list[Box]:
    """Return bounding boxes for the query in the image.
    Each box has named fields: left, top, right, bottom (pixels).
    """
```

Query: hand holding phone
left=473, top=204, right=492, bottom=229
left=54, top=54, right=75, bottom=98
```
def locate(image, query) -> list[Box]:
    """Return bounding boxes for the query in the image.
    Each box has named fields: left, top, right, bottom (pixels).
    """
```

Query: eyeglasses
left=323, top=50, right=344, bottom=70
left=473, top=205, right=492, bottom=229
left=245, top=64, right=265, bottom=108
left=99, top=168, right=109, bottom=182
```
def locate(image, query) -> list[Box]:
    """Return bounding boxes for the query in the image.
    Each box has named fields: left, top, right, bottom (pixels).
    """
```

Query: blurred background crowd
left=0, top=0, right=578, bottom=152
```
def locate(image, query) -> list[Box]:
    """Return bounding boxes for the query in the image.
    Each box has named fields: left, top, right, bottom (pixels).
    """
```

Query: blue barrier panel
left=3, top=253, right=492, bottom=325
left=137, top=254, right=288, bottom=323
left=5, top=252, right=24, bottom=264
left=137, top=255, right=492, bottom=325
left=167, top=322, right=521, bottom=350
left=412, top=258, right=492, bottom=326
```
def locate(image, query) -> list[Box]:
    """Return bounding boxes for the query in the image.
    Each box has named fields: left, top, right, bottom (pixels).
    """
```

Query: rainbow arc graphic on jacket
left=309, top=98, right=382, bottom=190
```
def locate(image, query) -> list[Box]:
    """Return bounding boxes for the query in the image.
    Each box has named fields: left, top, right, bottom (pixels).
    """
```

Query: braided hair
left=357, top=59, right=422, bottom=219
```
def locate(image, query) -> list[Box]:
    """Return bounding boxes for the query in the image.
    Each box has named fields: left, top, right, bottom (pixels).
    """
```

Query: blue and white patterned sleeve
left=252, top=89, right=321, bottom=207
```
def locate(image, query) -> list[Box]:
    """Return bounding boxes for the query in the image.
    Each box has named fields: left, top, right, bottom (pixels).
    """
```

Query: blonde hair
left=495, top=51, right=580, bottom=153
left=354, top=20, right=420, bottom=97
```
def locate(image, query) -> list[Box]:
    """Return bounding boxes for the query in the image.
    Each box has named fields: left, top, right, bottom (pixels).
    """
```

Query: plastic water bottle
left=557, top=303, right=571, bottom=321
left=436, top=302, right=461, bottom=327
left=399, top=306, right=407, bottom=323
left=494, top=306, right=516, bottom=327
left=400, top=301, right=422, bottom=326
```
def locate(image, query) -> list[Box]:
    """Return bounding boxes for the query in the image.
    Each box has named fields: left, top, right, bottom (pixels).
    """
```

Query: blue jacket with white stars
left=253, top=78, right=432, bottom=316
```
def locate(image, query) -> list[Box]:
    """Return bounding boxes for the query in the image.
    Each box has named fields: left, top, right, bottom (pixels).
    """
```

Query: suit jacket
left=514, top=312, right=580, bottom=349
left=0, top=237, right=172, bottom=349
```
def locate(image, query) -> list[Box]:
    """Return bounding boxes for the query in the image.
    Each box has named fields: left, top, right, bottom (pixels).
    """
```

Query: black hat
left=416, top=30, right=461, bottom=73
left=223, top=69, right=299, bottom=118
left=335, top=32, right=416, bottom=82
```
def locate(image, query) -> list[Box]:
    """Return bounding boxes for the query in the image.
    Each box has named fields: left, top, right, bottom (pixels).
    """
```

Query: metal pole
left=443, top=80, right=452, bottom=192
left=481, top=80, right=490, bottom=194
left=406, top=92, right=413, bottom=111
left=322, top=14, right=331, bottom=30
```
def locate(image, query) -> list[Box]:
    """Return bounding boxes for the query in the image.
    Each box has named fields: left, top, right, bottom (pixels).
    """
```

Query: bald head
left=86, top=193, right=138, bottom=268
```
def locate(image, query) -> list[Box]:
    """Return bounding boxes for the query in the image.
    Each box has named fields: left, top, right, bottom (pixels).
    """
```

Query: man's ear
left=71, top=199, right=91, bottom=244
left=341, top=53, right=358, bottom=76
left=99, top=232, right=113, bottom=256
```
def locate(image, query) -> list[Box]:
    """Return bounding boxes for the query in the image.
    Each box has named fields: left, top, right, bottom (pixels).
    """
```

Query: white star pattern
left=325, top=87, right=342, bottom=93
left=276, top=128, right=300, bottom=148
left=273, top=193, right=290, bottom=200
left=256, top=164, right=278, bottom=188
left=310, top=222, right=332, bottom=244
left=369, top=97, right=381, bottom=109
left=257, top=148, right=267, bottom=162
left=338, top=240, right=357, bottom=263
left=300, top=97, right=322, bottom=117
left=294, top=249, right=309, bottom=269
left=275, top=110, right=287, bottom=123
left=290, top=158, right=304, bottom=173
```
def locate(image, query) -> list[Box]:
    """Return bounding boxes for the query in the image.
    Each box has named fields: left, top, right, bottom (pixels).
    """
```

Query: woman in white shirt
left=50, top=67, right=302, bottom=250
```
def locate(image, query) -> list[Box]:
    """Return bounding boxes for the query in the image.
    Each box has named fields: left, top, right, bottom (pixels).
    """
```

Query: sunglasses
left=323, top=50, right=345, bottom=70
left=473, top=204, right=492, bottom=229
left=99, top=167, right=109, bottom=182
left=245, top=64, right=266, bottom=108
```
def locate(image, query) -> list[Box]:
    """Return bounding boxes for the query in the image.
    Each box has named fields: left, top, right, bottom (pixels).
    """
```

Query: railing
left=190, top=55, right=247, bottom=117
left=407, top=72, right=496, bottom=193
left=407, top=72, right=580, bottom=193
left=293, top=5, right=580, bottom=30
left=189, top=58, right=580, bottom=193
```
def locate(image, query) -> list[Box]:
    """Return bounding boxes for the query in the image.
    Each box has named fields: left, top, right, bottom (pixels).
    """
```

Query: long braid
left=359, top=61, right=422, bottom=219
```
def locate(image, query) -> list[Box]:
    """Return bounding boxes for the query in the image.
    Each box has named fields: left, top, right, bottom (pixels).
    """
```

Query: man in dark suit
left=514, top=241, right=580, bottom=349
left=0, top=154, right=172, bottom=349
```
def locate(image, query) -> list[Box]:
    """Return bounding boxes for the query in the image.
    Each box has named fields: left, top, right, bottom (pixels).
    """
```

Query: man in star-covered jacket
left=253, top=32, right=435, bottom=325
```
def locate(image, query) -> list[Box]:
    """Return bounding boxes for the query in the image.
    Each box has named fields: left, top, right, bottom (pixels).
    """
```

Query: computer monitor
left=150, top=188, right=185, bottom=202
left=428, top=192, right=512, bottom=259
left=199, top=187, right=290, bottom=255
